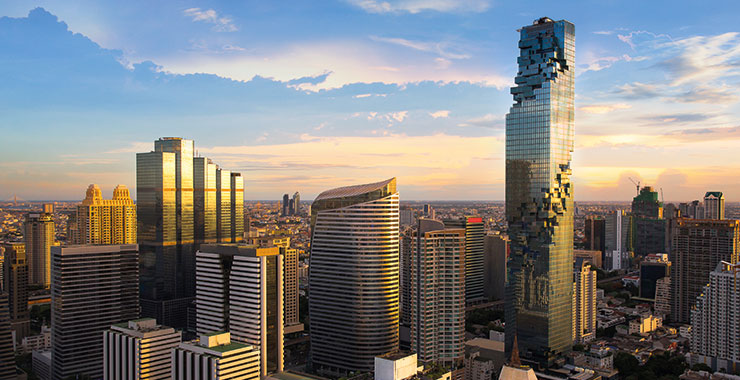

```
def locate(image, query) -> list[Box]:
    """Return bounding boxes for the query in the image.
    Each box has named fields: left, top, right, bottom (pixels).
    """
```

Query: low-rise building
left=374, top=352, right=420, bottom=380
left=22, top=326, right=50, bottom=353
left=103, top=318, right=181, bottom=379
left=172, top=332, right=260, bottom=380
left=629, top=314, right=662, bottom=335
left=32, top=350, right=52, bottom=380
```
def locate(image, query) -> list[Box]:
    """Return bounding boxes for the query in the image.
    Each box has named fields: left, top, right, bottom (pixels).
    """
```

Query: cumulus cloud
left=429, top=110, right=450, bottom=118
left=580, top=54, right=648, bottom=74
left=347, top=0, right=491, bottom=14
left=183, top=8, right=237, bottom=32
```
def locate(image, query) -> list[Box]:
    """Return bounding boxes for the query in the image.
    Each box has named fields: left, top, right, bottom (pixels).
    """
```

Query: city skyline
left=2, top=2, right=740, bottom=201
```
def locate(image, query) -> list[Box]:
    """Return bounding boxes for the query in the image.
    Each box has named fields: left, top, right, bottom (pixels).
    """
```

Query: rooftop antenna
left=628, top=177, right=640, bottom=196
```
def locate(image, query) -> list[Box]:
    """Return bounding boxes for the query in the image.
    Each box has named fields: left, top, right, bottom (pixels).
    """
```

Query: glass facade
left=505, top=18, right=575, bottom=365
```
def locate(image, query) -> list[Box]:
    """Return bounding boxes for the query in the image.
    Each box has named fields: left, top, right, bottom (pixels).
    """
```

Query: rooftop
left=314, top=178, right=396, bottom=202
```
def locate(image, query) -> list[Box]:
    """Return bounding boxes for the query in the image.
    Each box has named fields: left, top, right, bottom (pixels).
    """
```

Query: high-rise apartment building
left=654, top=277, right=671, bottom=318
left=0, top=293, right=14, bottom=378
left=51, top=244, right=140, bottom=380
left=484, top=234, right=508, bottom=301
left=400, top=226, right=414, bottom=329
left=410, top=219, right=465, bottom=365
left=572, top=260, right=596, bottom=344
left=24, top=211, right=54, bottom=288
left=690, top=261, right=740, bottom=372
left=632, top=187, right=666, bottom=255
left=137, top=137, right=244, bottom=329
left=703, top=192, right=724, bottom=220
left=103, top=318, right=182, bottom=379
left=309, top=178, right=399, bottom=375
left=604, top=210, right=632, bottom=271
left=505, top=17, right=575, bottom=365
left=445, top=216, right=485, bottom=304
left=74, top=184, right=136, bottom=245
left=574, top=249, right=602, bottom=270
left=671, top=219, right=739, bottom=323
left=638, top=254, right=670, bottom=301
left=292, top=192, right=301, bottom=216
left=1, top=242, right=29, bottom=343
left=173, top=332, right=260, bottom=380
left=196, top=244, right=284, bottom=377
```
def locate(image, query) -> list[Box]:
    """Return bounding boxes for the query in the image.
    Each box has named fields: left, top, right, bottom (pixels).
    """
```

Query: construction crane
left=628, top=177, right=640, bottom=196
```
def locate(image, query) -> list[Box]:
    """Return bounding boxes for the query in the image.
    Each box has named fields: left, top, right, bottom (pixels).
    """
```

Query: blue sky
left=1, top=0, right=740, bottom=201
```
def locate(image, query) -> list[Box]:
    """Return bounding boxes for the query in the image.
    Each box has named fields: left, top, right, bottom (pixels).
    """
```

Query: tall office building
left=309, top=178, right=399, bottom=375
left=1, top=242, right=29, bottom=343
left=505, top=17, right=575, bottom=365
left=691, top=261, right=740, bottom=372
left=282, top=194, right=290, bottom=217
left=292, top=192, right=300, bottom=216
left=584, top=216, right=605, bottom=260
left=638, top=254, right=670, bottom=301
left=572, top=259, right=596, bottom=344
left=484, top=234, right=508, bottom=301
left=671, top=219, right=739, bottom=323
left=51, top=244, right=140, bottom=380
left=24, top=211, right=54, bottom=288
left=0, top=293, right=15, bottom=378
left=246, top=236, right=300, bottom=329
left=445, top=216, right=485, bottom=304
left=703, top=192, right=724, bottom=220
left=74, top=184, right=137, bottom=245
left=231, top=172, right=245, bottom=242
left=196, top=244, right=283, bottom=377
left=604, top=210, right=632, bottom=271
left=172, top=332, right=260, bottom=380
left=410, top=219, right=465, bottom=365
left=632, top=187, right=666, bottom=255
left=103, top=318, right=182, bottom=379
left=138, top=137, right=244, bottom=329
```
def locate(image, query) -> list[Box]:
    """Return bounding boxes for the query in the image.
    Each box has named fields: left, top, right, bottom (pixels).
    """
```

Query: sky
left=1, top=1, right=740, bottom=202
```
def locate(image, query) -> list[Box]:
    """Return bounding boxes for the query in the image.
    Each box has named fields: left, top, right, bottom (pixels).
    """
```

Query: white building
left=691, top=261, right=740, bottom=372
left=172, top=332, right=260, bottom=380
left=102, top=318, right=181, bottom=379
left=375, top=352, right=420, bottom=380
left=32, top=350, right=52, bottom=380
left=196, top=244, right=284, bottom=377
left=629, top=314, right=662, bottom=335
left=22, top=325, right=51, bottom=353
left=604, top=210, right=631, bottom=271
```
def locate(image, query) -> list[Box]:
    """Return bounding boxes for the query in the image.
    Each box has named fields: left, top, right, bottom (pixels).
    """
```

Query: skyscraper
left=292, top=191, right=301, bottom=216
left=195, top=244, right=284, bottom=377
left=282, top=194, right=290, bottom=217
left=137, top=137, right=244, bottom=329
left=671, top=219, right=739, bottom=323
left=410, top=219, right=465, bottom=365
left=690, top=261, right=740, bottom=372
left=584, top=216, right=605, bottom=260
left=505, top=17, right=575, bottom=365
left=51, top=244, right=140, bottom=379
left=444, top=216, right=485, bottom=304
left=74, top=184, right=137, bottom=245
left=703, top=192, right=725, bottom=220
left=572, top=259, right=596, bottom=344
left=1, top=242, right=29, bottom=344
left=484, top=234, right=508, bottom=301
left=231, top=172, right=244, bottom=242
left=0, top=293, right=15, bottom=379
left=604, top=210, right=632, bottom=271
left=309, top=178, right=399, bottom=375
left=631, top=186, right=666, bottom=255
left=24, top=211, right=54, bottom=288
left=103, top=318, right=182, bottom=380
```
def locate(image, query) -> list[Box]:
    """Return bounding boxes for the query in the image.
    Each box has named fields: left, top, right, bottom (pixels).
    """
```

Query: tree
left=614, top=352, right=640, bottom=377
left=691, top=363, right=713, bottom=373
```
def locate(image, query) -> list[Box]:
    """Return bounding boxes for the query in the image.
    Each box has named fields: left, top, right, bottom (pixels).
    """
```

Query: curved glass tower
left=308, top=178, right=400, bottom=375
left=505, top=17, right=575, bottom=365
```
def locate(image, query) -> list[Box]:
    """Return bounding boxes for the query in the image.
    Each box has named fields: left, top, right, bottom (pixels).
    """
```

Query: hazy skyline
left=1, top=1, right=740, bottom=201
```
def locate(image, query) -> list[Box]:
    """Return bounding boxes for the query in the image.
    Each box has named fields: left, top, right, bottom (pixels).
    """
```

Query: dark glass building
left=631, top=187, right=666, bottom=255
left=638, top=254, right=670, bottom=300
left=505, top=17, right=575, bottom=366
left=445, top=216, right=486, bottom=304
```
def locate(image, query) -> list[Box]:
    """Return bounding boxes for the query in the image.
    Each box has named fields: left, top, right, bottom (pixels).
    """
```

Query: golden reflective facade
left=505, top=18, right=575, bottom=364
left=74, top=184, right=136, bottom=245
left=137, top=137, right=244, bottom=329
left=309, top=178, right=399, bottom=375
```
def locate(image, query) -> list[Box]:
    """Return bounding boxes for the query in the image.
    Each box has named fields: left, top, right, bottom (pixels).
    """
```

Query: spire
left=510, top=334, right=522, bottom=367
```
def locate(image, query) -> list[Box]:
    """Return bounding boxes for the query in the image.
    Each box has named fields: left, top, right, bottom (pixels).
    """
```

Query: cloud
left=580, top=54, right=648, bottom=74
left=579, top=103, right=631, bottom=114
left=183, top=8, right=237, bottom=32
left=614, top=82, right=661, bottom=98
left=664, top=126, right=740, bottom=142
left=616, top=30, right=672, bottom=49
left=370, top=35, right=470, bottom=60
left=429, top=110, right=450, bottom=118
left=347, top=0, right=491, bottom=14
left=640, top=113, right=713, bottom=124
left=657, top=32, right=740, bottom=87
left=457, top=113, right=503, bottom=129
left=391, top=111, right=408, bottom=122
